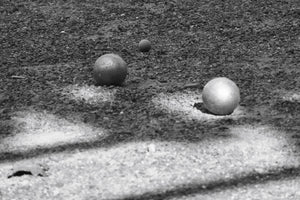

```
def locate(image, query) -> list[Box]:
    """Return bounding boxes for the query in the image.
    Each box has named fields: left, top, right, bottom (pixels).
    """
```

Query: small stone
left=147, top=143, right=156, bottom=153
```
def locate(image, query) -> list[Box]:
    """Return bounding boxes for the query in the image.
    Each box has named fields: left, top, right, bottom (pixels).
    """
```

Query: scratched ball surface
left=138, top=39, right=151, bottom=52
left=202, top=77, right=240, bottom=115
left=93, top=54, right=127, bottom=86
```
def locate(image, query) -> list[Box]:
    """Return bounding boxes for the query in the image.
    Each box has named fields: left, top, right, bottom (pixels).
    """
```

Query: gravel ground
left=1, top=0, right=300, bottom=199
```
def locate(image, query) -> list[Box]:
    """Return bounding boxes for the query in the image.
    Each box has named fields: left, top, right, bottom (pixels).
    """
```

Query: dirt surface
left=0, top=0, right=300, bottom=199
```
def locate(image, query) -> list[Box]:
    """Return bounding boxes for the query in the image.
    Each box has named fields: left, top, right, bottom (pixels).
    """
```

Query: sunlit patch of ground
left=152, top=91, right=246, bottom=121
left=61, top=84, right=116, bottom=105
left=278, top=90, right=300, bottom=103
left=0, top=124, right=298, bottom=199
left=169, top=178, right=300, bottom=200
left=0, top=110, right=108, bottom=152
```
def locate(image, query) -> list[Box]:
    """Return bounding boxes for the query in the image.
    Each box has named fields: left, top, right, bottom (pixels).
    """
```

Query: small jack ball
left=202, top=77, right=240, bottom=115
left=93, top=54, right=128, bottom=86
left=138, top=39, right=151, bottom=52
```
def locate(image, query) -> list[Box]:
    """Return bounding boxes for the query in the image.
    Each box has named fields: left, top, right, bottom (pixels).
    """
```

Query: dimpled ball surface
left=93, top=54, right=128, bottom=86
left=202, top=77, right=240, bottom=115
left=138, top=39, right=151, bottom=52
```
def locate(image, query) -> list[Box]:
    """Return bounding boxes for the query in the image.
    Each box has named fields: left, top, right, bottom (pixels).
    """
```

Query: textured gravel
left=1, top=0, right=300, bottom=199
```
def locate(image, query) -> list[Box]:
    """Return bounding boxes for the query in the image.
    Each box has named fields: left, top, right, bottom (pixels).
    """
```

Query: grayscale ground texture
left=0, top=0, right=300, bottom=199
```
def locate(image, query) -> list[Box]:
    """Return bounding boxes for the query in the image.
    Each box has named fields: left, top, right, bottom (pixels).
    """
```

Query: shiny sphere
left=138, top=39, right=151, bottom=52
left=202, top=77, right=240, bottom=115
left=93, top=54, right=127, bottom=86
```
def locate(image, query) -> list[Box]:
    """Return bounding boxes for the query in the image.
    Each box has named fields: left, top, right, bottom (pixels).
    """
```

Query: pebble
left=147, top=143, right=156, bottom=153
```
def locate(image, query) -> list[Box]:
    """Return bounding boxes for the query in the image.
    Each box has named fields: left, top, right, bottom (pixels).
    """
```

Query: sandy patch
left=0, top=124, right=298, bottom=199
left=0, top=110, right=108, bottom=152
left=62, top=84, right=116, bottom=105
left=152, top=91, right=246, bottom=121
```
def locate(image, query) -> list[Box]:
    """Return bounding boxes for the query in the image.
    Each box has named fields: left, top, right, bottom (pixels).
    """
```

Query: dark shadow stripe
left=0, top=131, right=135, bottom=163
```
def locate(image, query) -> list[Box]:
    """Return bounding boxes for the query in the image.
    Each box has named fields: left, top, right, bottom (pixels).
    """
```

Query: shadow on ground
left=0, top=115, right=235, bottom=164
left=0, top=91, right=299, bottom=163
